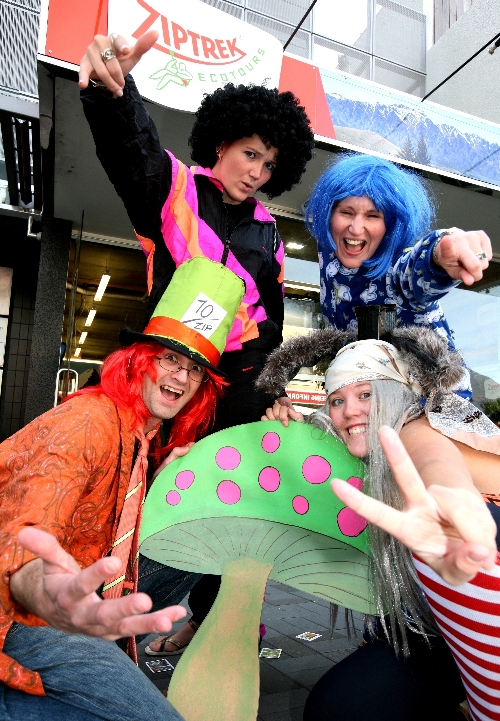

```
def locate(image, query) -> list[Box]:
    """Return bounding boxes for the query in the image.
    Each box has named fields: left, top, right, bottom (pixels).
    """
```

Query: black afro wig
left=188, top=83, right=315, bottom=199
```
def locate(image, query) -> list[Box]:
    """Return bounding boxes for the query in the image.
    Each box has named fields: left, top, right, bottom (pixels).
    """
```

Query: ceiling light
left=94, top=273, right=111, bottom=302
left=286, top=242, right=304, bottom=250
left=79, top=331, right=88, bottom=345
left=74, top=347, right=81, bottom=358
left=85, top=309, right=97, bottom=327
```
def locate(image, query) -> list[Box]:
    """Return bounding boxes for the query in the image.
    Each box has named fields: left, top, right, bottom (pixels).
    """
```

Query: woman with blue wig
left=307, top=154, right=491, bottom=398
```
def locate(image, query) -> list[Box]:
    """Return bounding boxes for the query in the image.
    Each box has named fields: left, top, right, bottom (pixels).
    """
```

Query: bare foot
left=148, top=619, right=198, bottom=653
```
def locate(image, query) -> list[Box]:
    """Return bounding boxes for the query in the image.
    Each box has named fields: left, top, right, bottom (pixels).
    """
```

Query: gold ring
left=100, top=48, right=116, bottom=63
left=476, top=251, right=487, bottom=260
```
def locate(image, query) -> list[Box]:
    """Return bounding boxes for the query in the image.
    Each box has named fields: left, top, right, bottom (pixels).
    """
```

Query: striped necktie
left=102, top=427, right=158, bottom=663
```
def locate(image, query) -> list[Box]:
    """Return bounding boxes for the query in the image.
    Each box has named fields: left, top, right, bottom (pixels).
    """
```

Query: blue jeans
left=0, top=558, right=201, bottom=721
left=135, top=555, right=201, bottom=643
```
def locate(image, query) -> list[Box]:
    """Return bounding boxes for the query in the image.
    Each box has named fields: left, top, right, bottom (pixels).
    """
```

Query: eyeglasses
left=156, top=354, right=207, bottom=383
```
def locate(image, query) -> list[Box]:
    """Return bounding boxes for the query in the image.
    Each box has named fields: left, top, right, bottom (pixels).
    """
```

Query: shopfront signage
left=285, top=389, right=326, bottom=406
left=39, top=0, right=500, bottom=188
left=108, top=0, right=283, bottom=112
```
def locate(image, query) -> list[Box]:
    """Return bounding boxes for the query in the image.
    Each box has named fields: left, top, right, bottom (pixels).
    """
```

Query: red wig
left=71, top=341, right=227, bottom=455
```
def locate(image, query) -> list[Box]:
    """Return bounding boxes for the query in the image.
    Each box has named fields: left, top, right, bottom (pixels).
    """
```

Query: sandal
left=144, top=618, right=199, bottom=657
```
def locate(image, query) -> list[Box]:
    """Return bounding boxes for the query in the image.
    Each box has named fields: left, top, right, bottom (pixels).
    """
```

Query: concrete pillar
left=24, top=217, right=71, bottom=424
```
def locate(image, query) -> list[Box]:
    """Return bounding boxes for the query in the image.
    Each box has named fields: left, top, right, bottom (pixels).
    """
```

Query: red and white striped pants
left=414, top=554, right=500, bottom=721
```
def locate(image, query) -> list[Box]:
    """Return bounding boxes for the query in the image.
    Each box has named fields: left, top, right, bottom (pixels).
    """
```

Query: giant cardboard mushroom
left=140, top=420, right=375, bottom=721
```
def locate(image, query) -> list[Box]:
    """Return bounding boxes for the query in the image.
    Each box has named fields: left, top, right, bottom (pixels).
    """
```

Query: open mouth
left=343, top=238, right=366, bottom=255
left=160, top=384, right=184, bottom=402
left=347, top=425, right=366, bottom=436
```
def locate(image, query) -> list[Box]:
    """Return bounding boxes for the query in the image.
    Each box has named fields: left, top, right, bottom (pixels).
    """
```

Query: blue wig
left=306, top=154, right=435, bottom=280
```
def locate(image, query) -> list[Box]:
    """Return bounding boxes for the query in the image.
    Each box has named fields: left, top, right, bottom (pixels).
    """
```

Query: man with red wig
left=0, top=258, right=243, bottom=721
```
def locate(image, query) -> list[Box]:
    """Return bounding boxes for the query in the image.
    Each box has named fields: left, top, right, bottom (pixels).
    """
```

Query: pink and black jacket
left=81, top=76, right=285, bottom=356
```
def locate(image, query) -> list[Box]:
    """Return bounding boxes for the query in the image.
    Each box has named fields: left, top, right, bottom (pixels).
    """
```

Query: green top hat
left=120, top=258, right=245, bottom=376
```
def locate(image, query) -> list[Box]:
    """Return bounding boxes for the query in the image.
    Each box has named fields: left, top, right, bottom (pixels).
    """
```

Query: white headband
left=324, top=340, right=422, bottom=398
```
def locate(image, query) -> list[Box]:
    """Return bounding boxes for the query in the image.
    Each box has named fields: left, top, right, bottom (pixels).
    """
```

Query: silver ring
left=100, top=48, right=116, bottom=63
left=476, top=251, right=487, bottom=260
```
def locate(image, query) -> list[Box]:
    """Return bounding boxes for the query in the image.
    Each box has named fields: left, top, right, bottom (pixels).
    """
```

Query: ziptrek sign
left=108, top=0, right=284, bottom=112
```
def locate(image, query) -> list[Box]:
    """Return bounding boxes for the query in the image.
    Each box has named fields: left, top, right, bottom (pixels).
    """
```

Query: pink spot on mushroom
left=262, top=432, right=280, bottom=453
left=259, top=467, right=280, bottom=492
left=347, top=476, right=364, bottom=491
left=337, top=479, right=367, bottom=536
left=217, top=480, right=241, bottom=505
left=302, top=456, right=331, bottom=484
left=175, top=470, right=195, bottom=490
left=292, top=495, right=309, bottom=515
left=215, top=446, right=241, bottom=470
left=337, top=508, right=368, bottom=537
left=166, top=490, right=181, bottom=506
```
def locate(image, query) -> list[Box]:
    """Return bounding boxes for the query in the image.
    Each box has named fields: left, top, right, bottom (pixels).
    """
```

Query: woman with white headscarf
left=258, top=326, right=500, bottom=721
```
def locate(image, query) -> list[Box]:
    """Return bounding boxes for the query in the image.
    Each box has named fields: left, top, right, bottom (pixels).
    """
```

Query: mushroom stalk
left=168, top=557, right=273, bottom=721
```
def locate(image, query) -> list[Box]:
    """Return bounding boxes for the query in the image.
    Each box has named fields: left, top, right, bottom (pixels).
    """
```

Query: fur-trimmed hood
left=257, top=325, right=465, bottom=399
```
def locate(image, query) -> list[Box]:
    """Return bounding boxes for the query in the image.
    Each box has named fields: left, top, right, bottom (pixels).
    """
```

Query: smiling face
left=330, top=196, right=386, bottom=268
left=141, top=351, right=202, bottom=432
left=328, top=381, right=372, bottom=458
left=212, top=135, right=278, bottom=205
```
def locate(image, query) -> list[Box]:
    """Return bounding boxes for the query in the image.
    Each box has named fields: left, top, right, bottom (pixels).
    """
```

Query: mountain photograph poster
left=319, top=68, right=500, bottom=190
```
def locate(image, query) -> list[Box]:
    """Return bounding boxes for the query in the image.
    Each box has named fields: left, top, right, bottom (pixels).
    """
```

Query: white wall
left=426, top=0, right=500, bottom=124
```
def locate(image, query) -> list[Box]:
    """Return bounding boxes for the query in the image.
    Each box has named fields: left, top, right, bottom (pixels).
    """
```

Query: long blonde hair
left=309, top=379, right=437, bottom=654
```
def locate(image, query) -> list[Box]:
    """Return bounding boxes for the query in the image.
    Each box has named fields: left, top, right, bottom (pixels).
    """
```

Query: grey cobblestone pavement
left=137, top=579, right=364, bottom=720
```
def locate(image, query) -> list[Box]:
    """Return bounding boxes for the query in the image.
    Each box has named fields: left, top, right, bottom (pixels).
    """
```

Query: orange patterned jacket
left=0, top=394, right=137, bottom=695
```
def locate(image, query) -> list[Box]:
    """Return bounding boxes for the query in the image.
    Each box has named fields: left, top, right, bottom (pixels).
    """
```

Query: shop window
left=284, top=295, right=322, bottom=331
left=441, top=282, right=500, bottom=408
left=64, top=241, right=147, bottom=364
left=276, top=217, right=318, bottom=263
left=283, top=293, right=326, bottom=414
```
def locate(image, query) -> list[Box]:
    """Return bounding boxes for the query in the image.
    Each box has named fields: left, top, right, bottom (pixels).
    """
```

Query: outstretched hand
left=261, top=399, right=304, bottom=427
left=12, top=528, right=186, bottom=639
left=331, top=426, right=497, bottom=585
left=434, top=230, right=491, bottom=286
left=79, top=30, right=159, bottom=96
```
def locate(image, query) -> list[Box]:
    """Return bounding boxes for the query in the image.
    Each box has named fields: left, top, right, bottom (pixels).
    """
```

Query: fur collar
left=257, top=325, right=464, bottom=398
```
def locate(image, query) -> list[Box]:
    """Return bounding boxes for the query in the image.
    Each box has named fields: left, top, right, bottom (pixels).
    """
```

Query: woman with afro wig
left=80, top=28, right=314, bottom=657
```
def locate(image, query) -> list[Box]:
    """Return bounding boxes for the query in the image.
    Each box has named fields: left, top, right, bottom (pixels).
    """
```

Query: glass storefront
left=442, top=268, right=500, bottom=404
left=60, top=240, right=147, bottom=397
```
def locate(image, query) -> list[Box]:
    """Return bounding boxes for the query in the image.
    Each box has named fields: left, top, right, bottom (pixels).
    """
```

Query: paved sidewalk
left=137, top=579, right=364, bottom=720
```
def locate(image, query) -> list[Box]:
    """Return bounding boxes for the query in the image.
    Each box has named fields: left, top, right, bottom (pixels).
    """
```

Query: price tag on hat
left=181, top=293, right=227, bottom=339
